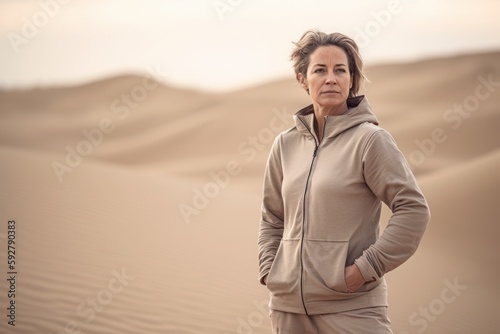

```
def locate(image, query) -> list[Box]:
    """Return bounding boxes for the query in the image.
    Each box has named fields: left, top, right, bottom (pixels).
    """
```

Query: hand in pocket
left=344, top=264, right=366, bottom=293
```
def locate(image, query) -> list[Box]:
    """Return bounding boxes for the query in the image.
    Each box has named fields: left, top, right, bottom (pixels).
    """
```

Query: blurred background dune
left=1, top=1, right=500, bottom=333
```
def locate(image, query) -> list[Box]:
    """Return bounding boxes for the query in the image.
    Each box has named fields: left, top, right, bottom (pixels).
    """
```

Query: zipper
left=297, top=116, right=328, bottom=315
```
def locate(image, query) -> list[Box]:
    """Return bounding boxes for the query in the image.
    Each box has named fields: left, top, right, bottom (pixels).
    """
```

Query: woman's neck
left=313, top=101, right=348, bottom=118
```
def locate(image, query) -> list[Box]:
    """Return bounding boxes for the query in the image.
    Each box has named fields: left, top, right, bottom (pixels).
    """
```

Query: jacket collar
left=293, top=95, right=379, bottom=141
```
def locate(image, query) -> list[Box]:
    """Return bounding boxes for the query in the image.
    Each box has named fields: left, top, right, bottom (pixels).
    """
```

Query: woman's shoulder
left=274, top=125, right=302, bottom=141
left=354, top=123, right=401, bottom=152
left=354, top=121, right=387, bottom=138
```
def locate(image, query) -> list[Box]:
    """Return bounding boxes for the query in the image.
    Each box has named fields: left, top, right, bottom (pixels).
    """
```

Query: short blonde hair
left=291, top=30, right=365, bottom=97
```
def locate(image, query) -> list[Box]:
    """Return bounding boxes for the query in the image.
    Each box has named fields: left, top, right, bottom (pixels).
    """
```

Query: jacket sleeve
left=258, top=135, right=285, bottom=285
left=354, top=129, right=430, bottom=282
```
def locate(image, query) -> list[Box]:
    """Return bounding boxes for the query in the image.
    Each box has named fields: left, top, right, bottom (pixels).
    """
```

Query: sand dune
left=1, top=51, right=499, bottom=333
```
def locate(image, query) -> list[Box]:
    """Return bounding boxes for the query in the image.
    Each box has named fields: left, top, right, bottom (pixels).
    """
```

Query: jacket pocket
left=303, top=239, right=350, bottom=295
left=266, top=239, right=301, bottom=298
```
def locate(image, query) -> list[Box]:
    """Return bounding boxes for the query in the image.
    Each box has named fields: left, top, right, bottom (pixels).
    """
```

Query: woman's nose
left=325, top=71, right=337, bottom=84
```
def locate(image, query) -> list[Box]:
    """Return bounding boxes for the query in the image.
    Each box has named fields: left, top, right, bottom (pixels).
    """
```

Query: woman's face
left=299, top=45, right=352, bottom=112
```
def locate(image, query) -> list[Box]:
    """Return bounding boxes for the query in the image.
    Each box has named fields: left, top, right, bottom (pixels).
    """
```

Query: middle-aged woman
left=258, top=30, right=430, bottom=333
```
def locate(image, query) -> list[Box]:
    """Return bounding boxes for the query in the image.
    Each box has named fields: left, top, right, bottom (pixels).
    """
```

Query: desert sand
left=0, top=51, right=499, bottom=333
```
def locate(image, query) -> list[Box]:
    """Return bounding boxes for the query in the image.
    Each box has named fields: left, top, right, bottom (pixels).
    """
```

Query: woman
left=258, top=30, right=430, bottom=333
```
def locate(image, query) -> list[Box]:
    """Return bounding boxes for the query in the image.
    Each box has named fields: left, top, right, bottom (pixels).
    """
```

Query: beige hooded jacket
left=258, top=95, right=430, bottom=315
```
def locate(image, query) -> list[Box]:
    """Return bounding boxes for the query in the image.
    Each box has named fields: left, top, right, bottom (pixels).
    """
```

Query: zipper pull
left=313, top=145, right=318, bottom=157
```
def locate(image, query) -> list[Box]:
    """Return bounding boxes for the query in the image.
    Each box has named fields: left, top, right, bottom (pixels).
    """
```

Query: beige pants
left=270, top=307, right=392, bottom=334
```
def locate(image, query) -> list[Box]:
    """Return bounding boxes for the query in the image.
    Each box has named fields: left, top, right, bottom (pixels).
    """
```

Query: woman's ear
left=297, top=73, right=308, bottom=91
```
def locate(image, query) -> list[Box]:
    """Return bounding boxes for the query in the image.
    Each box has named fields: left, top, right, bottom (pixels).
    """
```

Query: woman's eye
left=314, top=68, right=324, bottom=73
left=336, top=69, right=346, bottom=73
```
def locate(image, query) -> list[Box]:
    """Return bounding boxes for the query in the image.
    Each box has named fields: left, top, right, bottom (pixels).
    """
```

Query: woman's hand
left=344, top=264, right=366, bottom=293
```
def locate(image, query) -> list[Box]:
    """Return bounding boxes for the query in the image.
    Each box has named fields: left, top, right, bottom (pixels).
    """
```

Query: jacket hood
left=294, top=95, right=379, bottom=141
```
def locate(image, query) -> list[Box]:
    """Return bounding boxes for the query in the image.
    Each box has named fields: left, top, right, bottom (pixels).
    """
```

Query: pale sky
left=1, top=0, right=499, bottom=92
